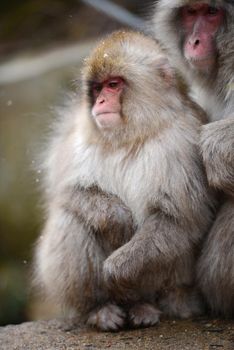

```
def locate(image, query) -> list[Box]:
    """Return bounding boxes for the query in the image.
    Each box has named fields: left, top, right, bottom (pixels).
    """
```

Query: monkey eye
left=92, top=83, right=102, bottom=94
left=186, top=7, right=197, bottom=15
left=108, top=80, right=121, bottom=89
left=105, top=77, right=125, bottom=91
left=207, top=6, right=219, bottom=15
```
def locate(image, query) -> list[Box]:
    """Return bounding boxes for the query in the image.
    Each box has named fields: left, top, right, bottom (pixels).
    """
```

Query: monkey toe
left=129, top=303, right=161, bottom=328
left=87, top=303, right=126, bottom=331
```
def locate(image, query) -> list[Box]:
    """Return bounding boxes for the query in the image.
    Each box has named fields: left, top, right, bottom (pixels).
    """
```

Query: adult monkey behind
left=153, top=0, right=234, bottom=317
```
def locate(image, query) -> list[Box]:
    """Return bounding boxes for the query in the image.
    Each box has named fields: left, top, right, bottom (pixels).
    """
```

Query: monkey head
left=153, top=0, right=234, bottom=76
left=81, top=31, right=182, bottom=144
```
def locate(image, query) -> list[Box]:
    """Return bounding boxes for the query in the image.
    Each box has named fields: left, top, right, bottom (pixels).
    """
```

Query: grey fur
left=153, top=0, right=234, bottom=317
left=34, top=31, right=216, bottom=330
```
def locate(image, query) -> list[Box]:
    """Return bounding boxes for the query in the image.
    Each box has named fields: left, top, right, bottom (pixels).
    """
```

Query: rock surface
left=0, top=318, right=233, bottom=350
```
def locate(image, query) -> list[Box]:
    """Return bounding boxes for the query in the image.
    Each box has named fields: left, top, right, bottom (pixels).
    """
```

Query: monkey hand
left=103, top=241, right=144, bottom=294
left=200, top=120, right=234, bottom=196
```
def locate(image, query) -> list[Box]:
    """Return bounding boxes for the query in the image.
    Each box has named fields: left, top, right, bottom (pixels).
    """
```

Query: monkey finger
left=87, top=304, right=126, bottom=331
left=128, top=303, right=161, bottom=328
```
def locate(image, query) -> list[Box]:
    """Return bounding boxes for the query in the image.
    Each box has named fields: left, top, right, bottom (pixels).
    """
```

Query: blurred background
left=0, top=0, right=155, bottom=326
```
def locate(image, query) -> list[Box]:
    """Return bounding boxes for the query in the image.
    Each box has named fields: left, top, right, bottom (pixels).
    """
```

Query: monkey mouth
left=95, top=112, right=122, bottom=129
left=188, top=56, right=215, bottom=71
left=96, top=112, right=117, bottom=116
left=95, top=112, right=119, bottom=120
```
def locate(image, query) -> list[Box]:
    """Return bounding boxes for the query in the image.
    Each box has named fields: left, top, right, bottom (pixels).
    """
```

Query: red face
left=91, top=77, right=125, bottom=129
left=181, top=3, right=224, bottom=71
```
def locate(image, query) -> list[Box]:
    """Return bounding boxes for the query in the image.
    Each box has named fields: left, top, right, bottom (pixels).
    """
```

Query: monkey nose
left=97, top=97, right=105, bottom=105
left=189, top=38, right=200, bottom=48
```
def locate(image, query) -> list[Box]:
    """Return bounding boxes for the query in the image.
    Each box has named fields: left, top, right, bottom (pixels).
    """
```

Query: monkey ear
left=155, top=57, right=176, bottom=86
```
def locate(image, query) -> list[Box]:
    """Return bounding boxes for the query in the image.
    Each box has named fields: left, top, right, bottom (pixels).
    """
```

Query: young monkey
left=35, top=31, right=216, bottom=331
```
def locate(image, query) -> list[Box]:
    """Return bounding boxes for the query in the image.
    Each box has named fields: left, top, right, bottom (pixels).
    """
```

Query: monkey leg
left=197, top=198, right=234, bottom=317
left=148, top=251, right=203, bottom=319
left=158, top=286, right=204, bottom=319
left=157, top=252, right=204, bottom=319
left=35, top=207, right=126, bottom=330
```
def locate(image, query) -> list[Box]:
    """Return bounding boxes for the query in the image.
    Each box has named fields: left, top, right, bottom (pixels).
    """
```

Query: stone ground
left=0, top=318, right=233, bottom=350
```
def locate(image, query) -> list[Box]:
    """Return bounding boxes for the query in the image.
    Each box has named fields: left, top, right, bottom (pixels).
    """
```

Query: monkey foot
left=87, top=303, right=126, bottom=331
left=128, top=303, right=161, bottom=328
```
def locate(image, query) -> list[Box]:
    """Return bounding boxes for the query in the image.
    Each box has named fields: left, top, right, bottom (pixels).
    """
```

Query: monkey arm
left=59, top=185, right=134, bottom=244
left=103, top=211, right=195, bottom=285
left=200, top=117, right=234, bottom=196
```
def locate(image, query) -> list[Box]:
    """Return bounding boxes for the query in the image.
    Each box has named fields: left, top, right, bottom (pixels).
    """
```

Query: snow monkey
left=35, top=31, right=215, bottom=331
left=153, top=0, right=234, bottom=317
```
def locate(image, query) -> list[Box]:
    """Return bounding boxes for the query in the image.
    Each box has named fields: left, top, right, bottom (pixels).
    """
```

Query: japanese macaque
left=153, top=0, right=234, bottom=317
left=35, top=31, right=215, bottom=331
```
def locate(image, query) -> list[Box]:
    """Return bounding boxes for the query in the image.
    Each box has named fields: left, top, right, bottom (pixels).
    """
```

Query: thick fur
left=35, top=31, right=215, bottom=330
left=153, top=0, right=234, bottom=317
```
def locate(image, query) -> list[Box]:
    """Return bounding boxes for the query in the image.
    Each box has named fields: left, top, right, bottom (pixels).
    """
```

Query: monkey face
left=90, top=77, right=125, bottom=130
left=181, top=3, right=225, bottom=71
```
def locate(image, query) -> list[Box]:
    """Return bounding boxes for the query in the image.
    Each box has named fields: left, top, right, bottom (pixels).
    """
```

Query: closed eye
left=207, top=6, right=219, bottom=15
left=186, top=7, right=197, bottom=16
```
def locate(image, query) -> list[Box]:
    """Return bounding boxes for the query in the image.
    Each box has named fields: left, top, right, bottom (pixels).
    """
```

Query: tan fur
left=34, top=31, right=216, bottom=330
left=153, top=0, right=234, bottom=317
